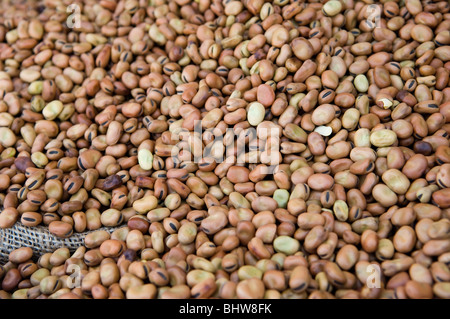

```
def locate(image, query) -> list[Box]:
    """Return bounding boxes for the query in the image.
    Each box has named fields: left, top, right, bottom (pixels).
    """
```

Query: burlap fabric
left=0, top=222, right=119, bottom=264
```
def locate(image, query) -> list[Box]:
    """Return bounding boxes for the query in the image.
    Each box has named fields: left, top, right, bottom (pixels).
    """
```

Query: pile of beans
left=0, top=0, right=450, bottom=299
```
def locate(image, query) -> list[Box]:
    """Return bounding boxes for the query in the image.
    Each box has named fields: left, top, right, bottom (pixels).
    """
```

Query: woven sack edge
left=0, top=222, right=119, bottom=264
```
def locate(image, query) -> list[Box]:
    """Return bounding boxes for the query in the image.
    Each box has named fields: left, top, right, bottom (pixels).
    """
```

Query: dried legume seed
left=0, top=0, right=449, bottom=301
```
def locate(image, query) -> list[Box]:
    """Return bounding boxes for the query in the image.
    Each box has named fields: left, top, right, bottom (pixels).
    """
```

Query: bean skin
left=0, top=0, right=449, bottom=301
